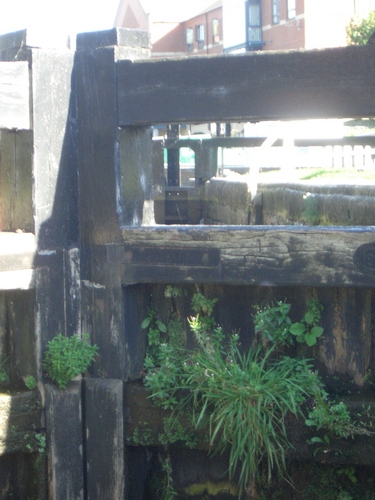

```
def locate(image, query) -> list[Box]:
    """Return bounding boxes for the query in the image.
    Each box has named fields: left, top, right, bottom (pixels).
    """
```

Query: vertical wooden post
left=84, top=379, right=124, bottom=499
left=167, top=124, right=180, bottom=186
left=45, top=382, right=84, bottom=500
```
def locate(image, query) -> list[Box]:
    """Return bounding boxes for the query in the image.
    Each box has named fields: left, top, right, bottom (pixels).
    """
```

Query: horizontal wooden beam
left=0, top=62, right=30, bottom=130
left=124, top=381, right=375, bottom=465
left=121, top=226, right=375, bottom=287
left=117, top=45, right=375, bottom=126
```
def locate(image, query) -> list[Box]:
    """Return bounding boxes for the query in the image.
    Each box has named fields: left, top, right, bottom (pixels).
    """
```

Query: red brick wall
left=262, top=0, right=305, bottom=51
left=152, top=7, right=223, bottom=56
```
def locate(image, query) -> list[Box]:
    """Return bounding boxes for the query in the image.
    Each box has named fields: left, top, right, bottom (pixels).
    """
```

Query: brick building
left=114, top=0, right=223, bottom=57
left=115, top=0, right=375, bottom=56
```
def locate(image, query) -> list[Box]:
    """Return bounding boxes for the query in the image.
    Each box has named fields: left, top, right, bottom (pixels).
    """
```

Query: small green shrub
left=253, top=300, right=293, bottom=347
left=25, top=375, right=37, bottom=390
left=346, top=11, right=375, bottom=45
left=301, top=193, right=320, bottom=225
left=141, top=290, right=372, bottom=497
left=0, top=357, right=9, bottom=383
left=43, top=333, right=99, bottom=388
left=289, top=298, right=324, bottom=346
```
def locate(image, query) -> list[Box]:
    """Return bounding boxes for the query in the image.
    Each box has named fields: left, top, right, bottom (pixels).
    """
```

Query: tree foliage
left=346, top=10, right=375, bottom=45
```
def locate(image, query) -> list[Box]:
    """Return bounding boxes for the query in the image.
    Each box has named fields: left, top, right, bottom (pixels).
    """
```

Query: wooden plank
left=45, top=382, right=84, bottom=500
left=121, top=226, right=375, bottom=287
left=0, top=62, right=30, bottom=130
left=84, top=378, right=125, bottom=500
left=118, top=45, right=375, bottom=126
left=124, top=382, right=375, bottom=466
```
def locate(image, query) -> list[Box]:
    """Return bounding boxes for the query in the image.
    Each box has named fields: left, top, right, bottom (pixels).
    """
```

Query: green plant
left=25, top=375, right=37, bottom=390
left=254, top=298, right=324, bottom=348
left=160, top=456, right=178, bottom=500
left=142, top=291, right=328, bottom=496
left=35, top=433, right=46, bottom=453
left=43, top=333, right=99, bottom=388
left=301, top=192, right=320, bottom=225
left=306, top=397, right=374, bottom=438
left=24, top=432, right=46, bottom=454
left=187, top=338, right=323, bottom=492
left=0, top=357, right=9, bottom=383
left=141, top=290, right=370, bottom=497
left=289, top=298, right=324, bottom=346
left=253, top=300, right=293, bottom=347
left=337, top=466, right=357, bottom=484
left=346, top=11, right=375, bottom=45
left=131, top=421, right=153, bottom=446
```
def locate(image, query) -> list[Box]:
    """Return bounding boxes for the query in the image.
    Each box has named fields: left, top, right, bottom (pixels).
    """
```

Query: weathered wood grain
left=84, top=379, right=125, bottom=500
left=0, top=62, right=30, bottom=130
left=45, top=382, right=84, bottom=500
left=124, top=381, right=375, bottom=465
left=117, top=45, right=375, bottom=126
left=121, top=226, right=375, bottom=287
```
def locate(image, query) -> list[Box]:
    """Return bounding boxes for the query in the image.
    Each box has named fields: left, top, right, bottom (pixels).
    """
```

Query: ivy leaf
left=304, top=310, right=314, bottom=325
left=304, top=333, right=317, bottom=346
left=311, top=326, right=324, bottom=338
left=289, top=322, right=306, bottom=336
left=142, top=318, right=151, bottom=329
left=156, top=320, right=167, bottom=333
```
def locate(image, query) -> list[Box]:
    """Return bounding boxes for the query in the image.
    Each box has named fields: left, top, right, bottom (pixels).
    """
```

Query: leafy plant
left=289, top=298, right=324, bottom=346
left=132, top=421, right=153, bottom=446
left=160, top=456, right=178, bottom=500
left=253, top=300, right=293, bottom=347
left=43, top=333, right=99, bottom=388
left=346, top=11, right=375, bottom=45
left=186, top=338, right=323, bottom=491
left=306, top=397, right=373, bottom=438
left=141, top=290, right=370, bottom=497
left=25, top=375, right=37, bottom=390
left=35, top=433, right=47, bottom=453
left=254, top=298, right=324, bottom=348
left=142, top=291, right=328, bottom=495
left=0, top=357, right=9, bottom=383
left=301, top=192, right=320, bottom=225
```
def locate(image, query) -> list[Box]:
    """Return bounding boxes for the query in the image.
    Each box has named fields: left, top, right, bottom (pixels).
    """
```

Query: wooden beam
left=118, top=45, right=375, bottom=126
left=0, top=62, right=30, bottom=130
left=121, top=226, right=375, bottom=287
left=84, top=379, right=125, bottom=499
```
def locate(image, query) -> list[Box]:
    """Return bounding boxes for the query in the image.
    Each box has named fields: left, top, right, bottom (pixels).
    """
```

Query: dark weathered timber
left=0, top=62, right=30, bottom=129
left=118, top=45, right=375, bottom=126
left=0, top=391, right=43, bottom=455
left=45, top=382, right=84, bottom=500
left=124, top=381, right=375, bottom=466
left=121, top=226, right=375, bottom=287
left=84, top=379, right=125, bottom=500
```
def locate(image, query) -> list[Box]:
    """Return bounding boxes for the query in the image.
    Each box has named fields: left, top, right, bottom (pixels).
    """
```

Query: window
left=247, top=0, right=262, bottom=44
left=287, top=0, right=296, bottom=19
left=212, top=19, right=220, bottom=44
left=196, top=24, right=205, bottom=49
left=186, top=28, right=194, bottom=51
left=272, top=0, right=280, bottom=24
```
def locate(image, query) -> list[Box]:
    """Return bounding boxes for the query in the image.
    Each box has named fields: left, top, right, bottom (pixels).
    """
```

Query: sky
left=0, top=0, right=220, bottom=37
left=0, top=0, right=120, bottom=36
